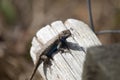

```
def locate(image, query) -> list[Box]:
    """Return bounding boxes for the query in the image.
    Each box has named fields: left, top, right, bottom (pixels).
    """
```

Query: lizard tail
left=29, top=60, right=42, bottom=80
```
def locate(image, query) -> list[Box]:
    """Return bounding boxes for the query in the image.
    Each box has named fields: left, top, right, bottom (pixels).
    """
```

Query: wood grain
left=30, top=19, right=101, bottom=80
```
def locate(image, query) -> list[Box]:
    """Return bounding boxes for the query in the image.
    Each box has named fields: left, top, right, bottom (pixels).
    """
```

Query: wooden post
left=83, top=44, right=120, bottom=80
left=30, top=19, right=101, bottom=80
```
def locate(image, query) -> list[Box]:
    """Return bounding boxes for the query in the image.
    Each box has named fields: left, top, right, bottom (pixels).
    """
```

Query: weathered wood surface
left=30, top=19, right=101, bottom=80
left=83, top=44, right=120, bottom=80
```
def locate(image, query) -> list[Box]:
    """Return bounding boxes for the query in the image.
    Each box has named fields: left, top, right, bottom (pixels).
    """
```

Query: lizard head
left=60, top=29, right=71, bottom=39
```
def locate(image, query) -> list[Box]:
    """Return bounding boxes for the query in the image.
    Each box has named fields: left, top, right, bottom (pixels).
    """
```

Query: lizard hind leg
left=41, top=55, right=52, bottom=67
left=43, top=58, right=53, bottom=80
left=41, top=55, right=48, bottom=61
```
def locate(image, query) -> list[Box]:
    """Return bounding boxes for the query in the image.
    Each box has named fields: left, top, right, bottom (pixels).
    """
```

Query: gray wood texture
left=30, top=19, right=101, bottom=80
left=83, top=44, right=120, bottom=80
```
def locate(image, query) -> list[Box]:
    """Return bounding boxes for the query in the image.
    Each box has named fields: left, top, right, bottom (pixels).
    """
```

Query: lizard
left=29, top=29, right=71, bottom=80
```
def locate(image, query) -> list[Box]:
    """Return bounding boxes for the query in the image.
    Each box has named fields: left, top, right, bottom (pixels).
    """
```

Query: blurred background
left=0, top=0, right=120, bottom=80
